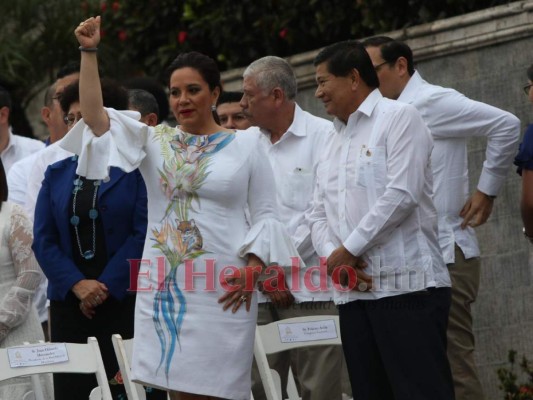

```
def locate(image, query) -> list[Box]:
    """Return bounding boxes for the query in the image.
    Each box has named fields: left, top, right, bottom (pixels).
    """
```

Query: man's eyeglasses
left=64, top=113, right=82, bottom=127
left=523, top=83, right=532, bottom=95
left=374, top=60, right=391, bottom=72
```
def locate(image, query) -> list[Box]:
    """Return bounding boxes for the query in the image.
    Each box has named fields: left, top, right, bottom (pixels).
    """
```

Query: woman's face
left=169, top=67, right=219, bottom=133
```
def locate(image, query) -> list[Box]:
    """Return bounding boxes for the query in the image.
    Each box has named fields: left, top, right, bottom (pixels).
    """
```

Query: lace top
left=0, top=201, right=42, bottom=343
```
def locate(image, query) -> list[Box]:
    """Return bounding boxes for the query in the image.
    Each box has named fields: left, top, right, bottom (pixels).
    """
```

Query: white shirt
left=6, top=151, right=42, bottom=205
left=398, top=72, right=521, bottom=263
left=254, top=104, right=335, bottom=302
left=0, top=129, right=45, bottom=174
left=309, top=89, right=450, bottom=304
left=25, top=140, right=73, bottom=219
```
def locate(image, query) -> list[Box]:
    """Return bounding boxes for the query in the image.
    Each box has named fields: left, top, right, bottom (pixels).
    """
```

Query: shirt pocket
left=353, top=146, right=387, bottom=189
left=280, top=168, right=315, bottom=210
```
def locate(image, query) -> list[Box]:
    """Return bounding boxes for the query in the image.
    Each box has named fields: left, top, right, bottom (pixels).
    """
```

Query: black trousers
left=338, top=288, right=455, bottom=400
left=50, top=294, right=136, bottom=400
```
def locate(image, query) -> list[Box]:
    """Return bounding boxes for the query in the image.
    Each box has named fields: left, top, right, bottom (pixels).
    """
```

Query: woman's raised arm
left=75, top=16, right=109, bottom=136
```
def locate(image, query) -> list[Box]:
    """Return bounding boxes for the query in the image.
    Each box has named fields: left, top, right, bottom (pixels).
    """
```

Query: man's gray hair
left=128, top=89, right=159, bottom=119
left=243, top=56, right=297, bottom=100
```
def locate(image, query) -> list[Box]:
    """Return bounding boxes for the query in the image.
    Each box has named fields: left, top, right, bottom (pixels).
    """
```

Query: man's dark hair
left=314, top=40, right=379, bottom=88
left=60, top=78, right=129, bottom=113
left=362, top=36, right=415, bottom=76
left=527, top=64, right=533, bottom=82
left=56, top=62, right=81, bottom=79
left=217, top=91, right=243, bottom=106
left=0, top=158, right=7, bottom=211
left=0, top=86, right=12, bottom=109
left=124, top=77, right=169, bottom=123
left=128, top=89, right=159, bottom=118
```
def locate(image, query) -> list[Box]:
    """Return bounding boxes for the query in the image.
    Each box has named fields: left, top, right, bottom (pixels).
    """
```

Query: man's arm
left=343, top=105, right=433, bottom=257
left=419, top=89, right=520, bottom=227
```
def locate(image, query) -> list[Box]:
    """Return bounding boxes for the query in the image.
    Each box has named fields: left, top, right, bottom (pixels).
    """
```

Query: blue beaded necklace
left=70, top=175, right=102, bottom=260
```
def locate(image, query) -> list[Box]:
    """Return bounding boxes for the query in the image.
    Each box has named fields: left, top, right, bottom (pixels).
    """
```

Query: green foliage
left=0, top=0, right=511, bottom=107
left=0, top=0, right=90, bottom=106
left=497, top=350, right=533, bottom=399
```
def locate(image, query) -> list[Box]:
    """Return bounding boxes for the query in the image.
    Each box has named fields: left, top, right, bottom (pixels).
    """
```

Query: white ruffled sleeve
left=0, top=204, right=42, bottom=343
left=60, top=108, right=150, bottom=180
left=238, top=143, right=304, bottom=269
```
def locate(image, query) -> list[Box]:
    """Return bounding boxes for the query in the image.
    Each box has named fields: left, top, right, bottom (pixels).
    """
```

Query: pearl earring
left=211, top=104, right=216, bottom=112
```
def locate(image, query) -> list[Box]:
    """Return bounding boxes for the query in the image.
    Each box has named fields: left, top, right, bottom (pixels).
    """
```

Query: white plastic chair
left=112, top=334, right=253, bottom=400
left=0, top=337, right=112, bottom=400
left=254, top=315, right=342, bottom=400
left=111, top=334, right=147, bottom=400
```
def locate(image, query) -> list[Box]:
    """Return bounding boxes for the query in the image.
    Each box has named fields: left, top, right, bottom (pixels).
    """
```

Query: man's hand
left=327, top=246, right=372, bottom=291
left=460, top=189, right=495, bottom=229
left=259, top=272, right=295, bottom=309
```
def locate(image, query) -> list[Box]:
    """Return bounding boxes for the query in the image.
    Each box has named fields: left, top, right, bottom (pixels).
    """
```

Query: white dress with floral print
left=61, top=109, right=301, bottom=399
left=0, top=202, right=52, bottom=399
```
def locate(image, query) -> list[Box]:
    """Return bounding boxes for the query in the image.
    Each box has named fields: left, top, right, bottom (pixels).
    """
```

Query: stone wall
left=223, top=2, right=533, bottom=399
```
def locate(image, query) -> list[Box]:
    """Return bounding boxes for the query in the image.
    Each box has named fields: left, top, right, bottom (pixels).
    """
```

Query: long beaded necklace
left=70, top=175, right=102, bottom=260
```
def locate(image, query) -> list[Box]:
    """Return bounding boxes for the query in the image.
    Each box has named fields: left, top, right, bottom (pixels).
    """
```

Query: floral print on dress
left=150, top=125, right=234, bottom=379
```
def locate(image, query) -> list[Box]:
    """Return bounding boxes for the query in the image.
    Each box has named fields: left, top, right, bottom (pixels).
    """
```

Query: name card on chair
left=278, top=319, right=338, bottom=343
left=7, top=343, right=68, bottom=368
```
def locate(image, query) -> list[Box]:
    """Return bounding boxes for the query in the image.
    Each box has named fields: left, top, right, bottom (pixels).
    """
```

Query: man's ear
left=41, top=106, right=52, bottom=125
left=271, top=87, right=285, bottom=103
left=146, top=113, right=158, bottom=127
left=350, top=68, right=360, bottom=91
left=396, top=56, right=409, bottom=78
left=0, top=106, right=10, bottom=125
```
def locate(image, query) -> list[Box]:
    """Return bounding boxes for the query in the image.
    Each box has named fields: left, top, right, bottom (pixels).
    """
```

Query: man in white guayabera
left=309, top=40, right=454, bottom=400
left=241, top=55, right=344, bottom=400
left=364, top=36, right=520, bottom=400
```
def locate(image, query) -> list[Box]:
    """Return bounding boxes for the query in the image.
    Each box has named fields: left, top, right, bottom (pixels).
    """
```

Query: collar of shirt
left=259, top=103, right=307, bottom=143
left=333, top=89, right=382, bottom=134
left=1, top=128, right=15, bottom=157
left=398, top=70, right=424, bottom=103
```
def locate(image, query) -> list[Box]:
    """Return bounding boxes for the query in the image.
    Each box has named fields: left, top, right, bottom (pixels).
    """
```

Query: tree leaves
left=0, top=0, right=510, bottom=107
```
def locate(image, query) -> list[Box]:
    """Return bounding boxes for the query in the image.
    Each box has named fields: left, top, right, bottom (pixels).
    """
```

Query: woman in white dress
left=0, top=159, right=52, bottom=399
left=66, top=17, right=301, bottom=400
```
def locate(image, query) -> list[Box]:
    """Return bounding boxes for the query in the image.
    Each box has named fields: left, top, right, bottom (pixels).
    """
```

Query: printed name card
left=7, top=343, right=69, bottom=368
left=278, top=319, right=338, bottom=343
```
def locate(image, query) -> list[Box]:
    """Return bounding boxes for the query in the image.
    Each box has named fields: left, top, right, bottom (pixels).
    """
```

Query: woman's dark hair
left=60, top=78, right=129, bottom=114
left=0, top=158, right=8, bottom=211
left=166, top=52, right=222, bottom=124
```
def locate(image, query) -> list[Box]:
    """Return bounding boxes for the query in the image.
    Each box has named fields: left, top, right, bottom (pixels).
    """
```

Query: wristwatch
left=523, top=227, right=533, bottom=244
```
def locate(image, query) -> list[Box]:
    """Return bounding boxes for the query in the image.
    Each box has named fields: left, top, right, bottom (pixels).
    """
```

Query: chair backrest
left=111, top=334, right=147, bottom=400
left=0, top=337, right=112, bottom=400
left=254, top=315, right=342, bottom=400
